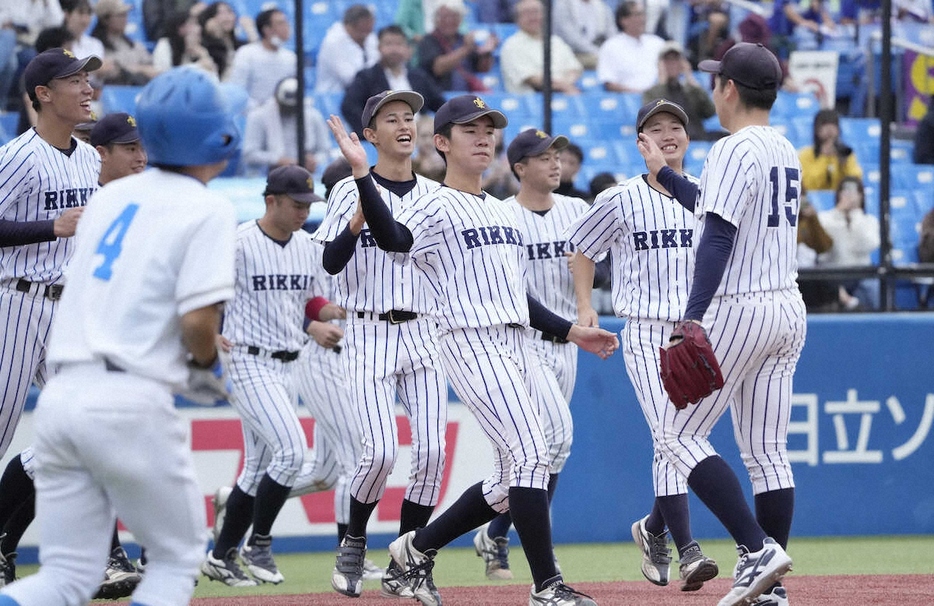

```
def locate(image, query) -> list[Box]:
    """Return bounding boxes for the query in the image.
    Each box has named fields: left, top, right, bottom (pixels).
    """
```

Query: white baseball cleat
left=717, top=538, right=792, bottom=606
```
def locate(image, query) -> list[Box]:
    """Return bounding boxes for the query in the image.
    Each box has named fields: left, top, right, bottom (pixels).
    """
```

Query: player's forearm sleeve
left=355, top=175, right=413, bottom=252
left=683, top=212, right=737, bottom=322
left=528, top=294, right=573, bottom=339
left=592, top=256, right=611, bottom=289
left=322, top=225, right=358, bottom=274
left=657, top=166, right=698, bottom=212
left=0, top=219, right=56, bottom=247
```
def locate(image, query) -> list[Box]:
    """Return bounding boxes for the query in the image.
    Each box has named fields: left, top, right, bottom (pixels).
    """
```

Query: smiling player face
left=366, top=100, right=417, bottom=160
left=45, top=71, right=95, bottom=125
left=516, top=147, right=562, bottom=192
left=641, top=112, right=688, bottom=164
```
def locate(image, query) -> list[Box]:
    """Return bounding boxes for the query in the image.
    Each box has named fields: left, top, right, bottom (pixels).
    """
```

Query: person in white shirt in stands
left=597, top=1, right=665, bottom=93
left=500, top=0, right=583, bottom=94
left=227, top=7, right=295, bottom=109
left=553, top=0, right=616, bottom=70
left=242, top=76, right=331, bottom=176
left=313, top=4, right=378, bottom=94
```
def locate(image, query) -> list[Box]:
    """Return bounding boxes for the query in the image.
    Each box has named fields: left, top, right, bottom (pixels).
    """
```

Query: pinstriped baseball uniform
left=314, top=173, right=447, bottom=507
left=291, top=241, right=362, bottom=528
left=567, top=174, right=698, bottom=496
left=0, top=131, right=99, bottom=458
left=224, top=223, right=325, bottom=495
left=506, top=193, right=589, bottom=473
left=397, top=186, right=549, bottom=510
left=658, top=126, right=806, bottom=495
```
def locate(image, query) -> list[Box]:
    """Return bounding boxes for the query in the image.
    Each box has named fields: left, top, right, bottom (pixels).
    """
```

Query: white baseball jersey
left=0, top=131, right=100, bottom=283
left=397, top=188, right=530, bottom=332
left=223, top=222, right=322, bottom=353
left=314, top=173, right=439, bottom=314
left=567, top=174, right=699, bottom=322
left=696, top=125, right=801, bottom=295
left=5, top=168, right=237, bottom=606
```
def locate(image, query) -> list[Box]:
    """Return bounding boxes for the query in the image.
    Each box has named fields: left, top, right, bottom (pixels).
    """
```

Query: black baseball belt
left=246, top=346, right=300, bottom=362
left=540, top=331, right=569, bottom=344
left=15, top=278, right=63, bottom=301
left=356, top=310, right=418, bottom=324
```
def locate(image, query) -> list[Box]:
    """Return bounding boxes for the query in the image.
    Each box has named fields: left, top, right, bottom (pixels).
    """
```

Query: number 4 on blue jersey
left=93, top=203, right=140, bottom=281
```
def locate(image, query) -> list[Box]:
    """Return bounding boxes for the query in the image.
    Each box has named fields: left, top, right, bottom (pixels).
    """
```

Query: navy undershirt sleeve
left=0, top=220, right=56, bottom=247
left=592, top=256, right=611, bottom=289
left=683, top=212, right=737, bottom=322
left=528, top=295, right=573, bottom=339
left=656, top=166, right=698, bottom=212
left=356, top=175, right=413, bottom=252
left=322, top=225, right=358, bottom=275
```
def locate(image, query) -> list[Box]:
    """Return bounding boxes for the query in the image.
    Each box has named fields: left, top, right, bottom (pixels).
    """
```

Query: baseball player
left=472, top=128, right=610, bottom=581
left=328, top=94, right=619, bottom=606
left=0, top=111, right=150, bottom=598
left=202, top=165, right=339, bottom=587
left=317, top=90, right=448, bottom=601
left=651, top=43, right=804, bottom=606
left=0, top=47, right=102, bottom=588
left=567, top=99, right=719, bottom=592
left=0, top=65, right=241, bottom=606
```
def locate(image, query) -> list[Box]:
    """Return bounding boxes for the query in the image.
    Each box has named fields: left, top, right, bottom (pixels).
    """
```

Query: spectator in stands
left=799, top=108, right=863, bottom=191
left=1, top=0, right=65, bottom=110
left=242, top=76, right=331, bottom=177
left=795, top=190, right=839, bottom=311
left=588, top=171, right=617, bottom=200
left=919, top=208, right=934, bottom=263
left=227, top=7, right=295, bottom=108
left=819, top=176, right=880, bottom=310
left=483, top=128, right=520, bottom=198
left=686, top=3, right=730, bottom=69
left=500, top=0, right=583, bottom=94
left=642, top=42, right=716, bottom=140
left=412, top=113, right=447, bottom=181
left=597, top=1, right=665, bottom=93
left=341, top=25, right=446, bottom=137
left=314, top=4, right=378, bottom=94
left=768, top=0, right=837, bottom=58
left=417, top=0, right=497, bottom=93
left=553, top=0, right=616, bottom=70
left=555, top=142, right=589, bottom=198
left=913, top=97, right=934, bottom=164
left=62, top=0, right=107, bottom=65
left=475, top=0, right=518, bottom=23
left=142, top=0, right=198, bottom=41
left=92, top=0, right=160, bottom=85
left=199, top=1, right=255, bottom=80
left=396, top=0, right=451, bottom=42
left=152, top=10, right=216, bottom=73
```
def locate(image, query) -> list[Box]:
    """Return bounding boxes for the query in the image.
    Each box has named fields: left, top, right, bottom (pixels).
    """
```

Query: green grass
left=16, top=535, right=932, bottom=599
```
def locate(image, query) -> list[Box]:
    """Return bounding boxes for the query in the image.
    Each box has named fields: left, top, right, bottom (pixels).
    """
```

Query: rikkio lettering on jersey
left=461, top=225, right=524, bottom=250
left=632, top=228, right=693, bottom=251
left=525, top=239, right=575, bottom=261
left=251, top=274, right=315, bottom=291
left=43, top=187, right=96, bottom=210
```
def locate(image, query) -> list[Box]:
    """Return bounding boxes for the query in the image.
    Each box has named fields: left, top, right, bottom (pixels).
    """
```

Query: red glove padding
left=305, top=296, right=330, bottom=322
left=659, top=321, right=724, bottom=409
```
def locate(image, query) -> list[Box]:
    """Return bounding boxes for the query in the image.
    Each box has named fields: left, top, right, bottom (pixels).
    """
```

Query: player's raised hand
left=567, top=324, right=619, bottom=359
left=53, top=207, right=85, bottom=238
left=636, top=132, right=666, bottom=177
left=326, top=115, right=368, bottom=178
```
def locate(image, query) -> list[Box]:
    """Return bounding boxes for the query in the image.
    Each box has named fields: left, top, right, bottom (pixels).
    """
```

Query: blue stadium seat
left=101, top=85, right=143, bottom=114
left=312, top=91, right=343, bottom=119
left=806, top=190, right=835, bottom=212
left=839, top=117, right=881, bottom=149
left=891, top=164, right=934, bottom=191
left=771, top=91, right=820, bottom=121
left=0, top=112, right=17, bottom=145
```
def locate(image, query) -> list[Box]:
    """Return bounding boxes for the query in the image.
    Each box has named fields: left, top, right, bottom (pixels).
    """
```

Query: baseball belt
left=540, top=331, right=569, bottom=344
left=356, top=310, right=418, bottom=324
left=15, top=279, right=63, bottom=301
left=246, top=346, right=300, bottom=362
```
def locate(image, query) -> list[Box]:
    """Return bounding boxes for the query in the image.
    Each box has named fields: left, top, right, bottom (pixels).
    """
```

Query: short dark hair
left=715, top=74, right=776, bottom=111
left=343, top=4, right=374, bottom=25
left=378, top=24, right=407, bottom=42
left=35, top=27, right=75, bottom=54
left=60, top=0, right=92, bottom=14
left=434, top=122, right=453, bottom=165
left=562, top=142, right=584, bottom=164
left=255, top=8, right=282, bottom=37
left=615, top=1, right=641, bottom=27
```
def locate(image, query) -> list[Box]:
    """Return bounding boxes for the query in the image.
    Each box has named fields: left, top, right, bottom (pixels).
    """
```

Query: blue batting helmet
left=136, top=67, right=241, bottom=167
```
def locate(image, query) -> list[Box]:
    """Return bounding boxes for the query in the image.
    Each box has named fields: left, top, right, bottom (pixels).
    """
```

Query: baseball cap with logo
left=263, top=165, right=324, bottom=204
left=90, top=112, right=141, bottom=147
left=698, top=42, right=782, bottom=91
left=506, top=128, right=569, bottom=167
left=433, top=94, right=507, bottom=134
left=95, top=0, right=132, bottom=18
left=74, top=110, right=99, bottom=134
left=636, top=98, right=689, bottom=132
left=24, top=48, right=102, bottom=99
left=361, top=90, right=424, bottom=130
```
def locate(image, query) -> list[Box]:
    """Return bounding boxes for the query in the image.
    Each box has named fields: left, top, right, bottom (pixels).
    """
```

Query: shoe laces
left=400, top=552, right=436, bottom=590
left=109, top=548, right=137, bottom=573
left=648, top=533, right=672, bottom=564
left=219, top=548, right=252, bottom=581
left=549, top=582, right=593, bottom=602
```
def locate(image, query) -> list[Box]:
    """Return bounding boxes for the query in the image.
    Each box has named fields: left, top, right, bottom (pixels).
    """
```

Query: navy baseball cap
left=74, top=110, right=99, bottom=133
left=24, top=48, right=102, bottom=99
left=362, top=90, right=424, bottom=129
left=637, top=99, right=689, bottom=132
left=264, top=165, right=324, bottom=204
left=90, top=112, right=140, bottom=147
left=433, top=94, right=507, bottom=135
left=698, top=42, right=782, bottom=91
left=506, top=128, right=569, bottom=167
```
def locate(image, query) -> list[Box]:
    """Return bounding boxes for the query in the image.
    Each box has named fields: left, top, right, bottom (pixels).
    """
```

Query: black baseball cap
left=24, top=48, right=102, bottom=99
left=636, top=98, right=689, bottom=132
left=263, top=165, right=324, bottom=204
left=321, top=157, right=352, bottom=193
left=506, top=128, right=569, bottom=167
left=433, top=94, right=507, bottom=135
left=698, top=42, right=782, bottom=91
left=74, top=111, right=98, bottom=133
left=90, top=112, right=140, bottom=147
left=361, top=90, right=424, bottom=129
